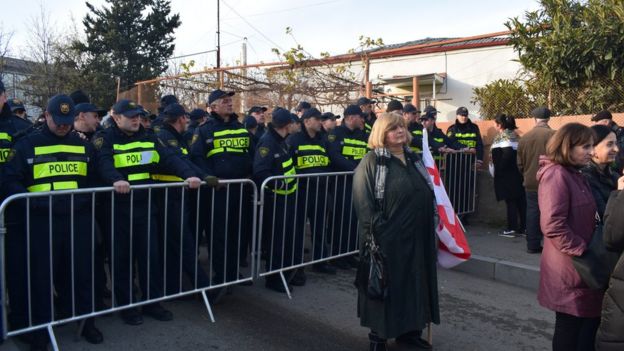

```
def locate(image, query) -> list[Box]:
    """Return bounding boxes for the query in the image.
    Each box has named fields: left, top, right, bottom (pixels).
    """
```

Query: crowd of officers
left=0, top=79, right=481, bottom=350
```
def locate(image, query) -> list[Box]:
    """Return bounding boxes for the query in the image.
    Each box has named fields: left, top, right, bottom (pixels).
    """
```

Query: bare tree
left=0, top=25, right=14, bottom=75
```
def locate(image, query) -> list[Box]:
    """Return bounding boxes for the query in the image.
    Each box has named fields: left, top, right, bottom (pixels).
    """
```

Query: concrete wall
left=368, top=45, right=522, bottom=122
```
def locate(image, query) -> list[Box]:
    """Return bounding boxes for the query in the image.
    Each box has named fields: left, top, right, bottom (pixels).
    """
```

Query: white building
left=322, top=34, right=522, bottom=122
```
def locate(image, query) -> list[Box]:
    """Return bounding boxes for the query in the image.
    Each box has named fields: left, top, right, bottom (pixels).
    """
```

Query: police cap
left=47, top=94, right=76, bottom=125
left=8, top=98, right=26, bottom=113
left=271, top=107, right=292, bottom=128
left=112, top=99, right=143, bottom=118
left=296, top=101, right=312, bottom=111
left=456, top=106, right=469, bottom=116
left=74, top=103, right=99, bottom=114
left=163, top=103, right=187, bottom=119
left=402, top=103, right=420, bottom=114
left=321, top=112, right=338, bottom=121
left=386, top=100, right=403, bottom=113
left=343, top=104, right=363, bottom=118
left=248, top=106, right=267, bottom=114
left=243, top=115, right=258, bottom=129
left=208, top=89, right=235, bottom=105
left=189, top=108, right=208, bottom=121
left=356, top=97, right=376, bottom=106
left=301, top=107, right=322, bottom=119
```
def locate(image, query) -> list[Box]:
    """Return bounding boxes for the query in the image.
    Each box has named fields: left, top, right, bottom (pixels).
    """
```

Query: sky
left=1, top=0, right=541, bottom=69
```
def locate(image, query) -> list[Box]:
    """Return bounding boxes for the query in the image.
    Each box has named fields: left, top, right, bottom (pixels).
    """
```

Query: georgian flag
left=422, top=129, right=471, bottom=268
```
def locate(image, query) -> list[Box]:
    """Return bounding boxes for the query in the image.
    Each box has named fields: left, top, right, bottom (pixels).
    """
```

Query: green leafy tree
left=74, top=0, right=181, bottom=107
left=501, top=0, right=624, bottom=115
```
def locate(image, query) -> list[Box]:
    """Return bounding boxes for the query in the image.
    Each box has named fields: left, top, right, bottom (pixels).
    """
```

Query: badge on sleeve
left=191, top=134, right=199, bottom=145
left=93, top=137, right=104, bottom=150
left=259, top=147, right=269, bottom=158
left=328, top=134, right=336, bottom=142
left=168, top=139, right=178, bottom=147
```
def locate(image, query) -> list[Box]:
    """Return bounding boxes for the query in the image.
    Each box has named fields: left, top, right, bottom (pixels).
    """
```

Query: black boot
left=369, top=332, right=387, bottom=351
left=81, top=318, right=104, bottom=344
left=396, top=329, right=432, bottom=349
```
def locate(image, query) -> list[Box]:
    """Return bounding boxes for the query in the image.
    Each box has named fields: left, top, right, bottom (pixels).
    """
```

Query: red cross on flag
left=422, top=128, right=471, bottom=268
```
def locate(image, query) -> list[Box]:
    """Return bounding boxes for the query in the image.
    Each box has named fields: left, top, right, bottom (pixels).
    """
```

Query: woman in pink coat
left=537, top=123, right=604, bottom=351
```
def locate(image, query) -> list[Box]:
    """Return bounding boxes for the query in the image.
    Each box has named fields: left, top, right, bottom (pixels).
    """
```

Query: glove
left=203, top=175, right=220, bottom=188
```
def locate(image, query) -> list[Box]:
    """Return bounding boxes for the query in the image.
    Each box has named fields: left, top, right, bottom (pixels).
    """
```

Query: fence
left=0, top=157, right=477, bottom=349
left=435, top=152, right=478, bottom=215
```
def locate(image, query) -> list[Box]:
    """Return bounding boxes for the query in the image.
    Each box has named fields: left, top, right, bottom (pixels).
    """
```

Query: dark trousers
left=107, top=200, right=163, bottom=306
left=445, top=153, right=477, bottom=215
left=297, top=178, right=331, bottom=261
left=204, top=184, right=253, bottom=284
left=7, top=208, right=94, bottom=327
left=553, top=312, right=600, bottom=351
left=331, top=176, right=358, bottom=255
left=525, top=191, right=543, bottom=250
left=504, top=193, right=526, bottom=232
left=263, top=191, right=303, bottom=272
left=155, top=187, right=210, bottom=295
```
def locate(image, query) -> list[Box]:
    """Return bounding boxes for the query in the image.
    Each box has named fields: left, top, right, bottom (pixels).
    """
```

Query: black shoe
left=396, top=332, right=432, bottom=349
left=369, top=332, right=387, bottom=351
left=120, top=307, right=143, bottom=326
left=290, top=269, right=307, bottom=286
left=312, top=262, right=337, bottom=275
left=81, top=318, right=104, bottom=344
left=143, top=303, right=173, bottom=321
left=265, top=277, right=292, bottom=293
left=527, top=246, right=543, bottom=254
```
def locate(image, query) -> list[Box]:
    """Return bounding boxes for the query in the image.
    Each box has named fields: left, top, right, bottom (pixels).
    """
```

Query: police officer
left=402, top=103, right=423, bottom=153
left=357, top=97, right=376, bottom=134
left=326, top=104, right=368, bottom=269
left=151, top=94, right=179, bottom=133
left=248, top=106, right=268, bottom=139
left=94, top=99, right=202, bottom=325
left=185, top=108, right=208, bottom=146
left=0, top=79, right=35, bottom=341
left=445, top=106, right=484, bottom=219
left=253, top=107, right=300, bottom=293
left=386, top=99, right=403, bottom=114
left=7, top=98, right=31, bottom=122
left=286, top=107, right=336, bottom=276
left=153, top=103, right=216, bottom=295
left=74, top=102, right=102, bottom=140
left=421, top=106, right=466, bottom=163
left=3, top=94, right=103, bottom=348
left=190, top=89, right=255, bottom=290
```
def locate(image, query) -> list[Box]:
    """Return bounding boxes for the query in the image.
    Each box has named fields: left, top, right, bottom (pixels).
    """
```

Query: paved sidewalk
left=452, top=223, right=542, bottom=291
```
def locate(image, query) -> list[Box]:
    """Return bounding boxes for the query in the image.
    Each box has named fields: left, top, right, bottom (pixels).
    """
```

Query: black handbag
left=572, top=215, right=620, bottom=290
left=354, top=232, right=388, bottom=300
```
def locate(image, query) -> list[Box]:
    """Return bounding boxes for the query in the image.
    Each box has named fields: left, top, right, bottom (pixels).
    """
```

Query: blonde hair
left=368, top=112, right=412, bottom=148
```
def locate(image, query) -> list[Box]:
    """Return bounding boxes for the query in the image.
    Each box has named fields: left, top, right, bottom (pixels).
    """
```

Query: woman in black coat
left=581, top=125, right=620, bottom=218
left=596, top=179, right=624, bottom=351
left=490, top=114, right=526, bottom=237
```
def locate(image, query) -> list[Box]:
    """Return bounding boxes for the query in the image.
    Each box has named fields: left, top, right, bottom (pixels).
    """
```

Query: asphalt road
left=3, top=268, right=554, bottom=351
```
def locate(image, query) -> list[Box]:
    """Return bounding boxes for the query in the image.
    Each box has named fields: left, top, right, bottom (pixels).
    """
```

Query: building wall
left=368, top=45, right=522, bottom=122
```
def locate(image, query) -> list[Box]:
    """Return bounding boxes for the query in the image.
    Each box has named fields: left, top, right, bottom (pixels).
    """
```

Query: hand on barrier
left=113, top=180, right=131, bottom=194
left=185, top=177, right=202, bottom=189
left=618, top=175, right=624, bottom=190
left=475, top=159, right=483, bottom=170
left=203, top=175, right=220, bottom=188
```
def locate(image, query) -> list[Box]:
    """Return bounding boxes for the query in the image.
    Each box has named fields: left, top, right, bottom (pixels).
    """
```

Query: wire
left=220, top=0, right=284, bottom=51
left=221, top=0, right=341, bottom=21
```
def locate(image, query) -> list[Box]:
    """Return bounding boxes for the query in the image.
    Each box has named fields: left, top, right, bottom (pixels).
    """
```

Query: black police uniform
left=326, top=124, right=368, bottom=259
left=2, top=124, right=97, bottom=329
left=190, top=111, right=255, bottom=284
left=154, top=123, right=211, bottom=295
left=446, top=119, right=484, bottom=215
left=0, top=102, right=39, bottom=332
left=429, top=125, right=463, bottom=164
left=253, top=125, right=301, bottom=287
left=408, top=121, right=425, bottom=154
left=184, top=120, right=200, bottom=147
left=95, top=122, right=197, bottom=307
left=255, top=123, right=267, bottom=140
left=286, top=126, right=332, bottom=264
left=363, top=112, right=376, bottom=135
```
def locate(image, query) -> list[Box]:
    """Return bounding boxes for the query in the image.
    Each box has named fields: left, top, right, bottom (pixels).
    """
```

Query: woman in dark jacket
left=581, top=125, right=620, bottom=218
left=353, top=112, right=439, bottom=351
left=596, top=182, right=624, bottom=350
left=490, top=114, right=526, bottom=237
left=537, top=123, right=602, bottom=351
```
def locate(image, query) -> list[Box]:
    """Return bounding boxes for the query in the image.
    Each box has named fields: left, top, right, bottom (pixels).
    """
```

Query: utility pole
left=216, top=0, right=222, bottom=88
left=241, top=38, right=248, bottom=112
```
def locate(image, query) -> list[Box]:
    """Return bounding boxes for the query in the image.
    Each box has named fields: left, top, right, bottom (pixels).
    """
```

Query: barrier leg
left=74, top=319, right=85, bottom=341
left=279, top=271, right=292, bottom=300
left=48, top=325, right=59, bottom=351
left=200, top=290, right=216, bottom=323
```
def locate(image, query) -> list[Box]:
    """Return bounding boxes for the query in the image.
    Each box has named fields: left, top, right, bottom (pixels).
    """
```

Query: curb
left=450, top=254, right=540, bottom=292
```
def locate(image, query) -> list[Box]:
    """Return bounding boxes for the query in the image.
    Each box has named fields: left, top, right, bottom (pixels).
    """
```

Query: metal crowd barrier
left=435, top=152, right=478, bottom=215
left=0, top=166, right=477, bottom=348
left=257, top=172, right=358, bottom=298
left=0, top=179, right=257, bottom=349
